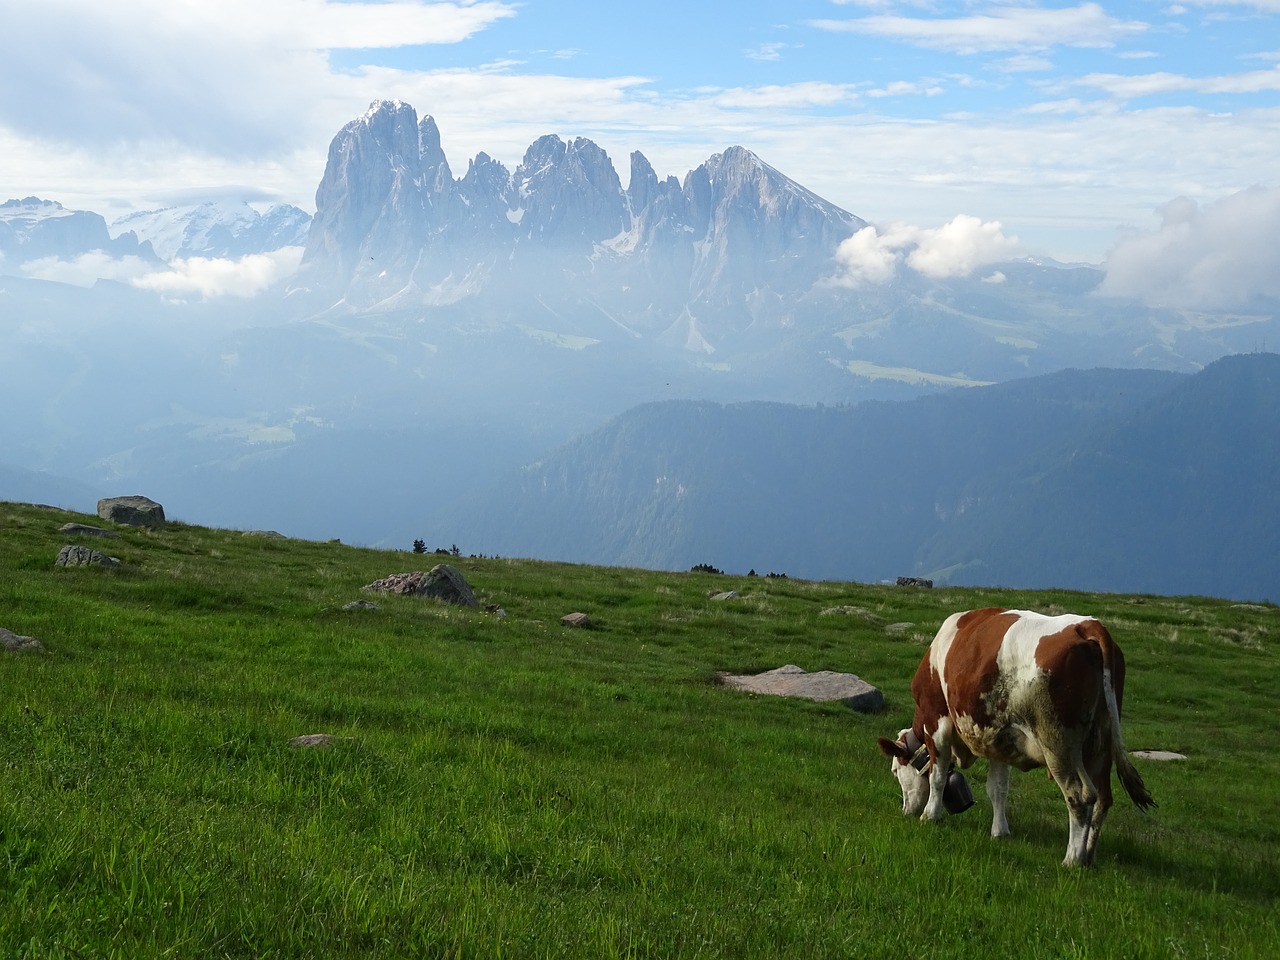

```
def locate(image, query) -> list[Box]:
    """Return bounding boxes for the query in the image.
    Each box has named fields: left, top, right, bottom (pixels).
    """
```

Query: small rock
left=55, top=544, right=120, bottom=568
left=243, top=530, right=286, bottom=539
left=289, top=734, right=336, bottom=748
left=343, top=599, right=379, bottom=611
left=884, top=622, right=914, bottom=635
left=561, top=612, right=592, bottom=628
left=97, top=495, right=165, bottom=528
left=710, top=591, right=739, bottom=601
left=485, top=604, right=507, bottom=618
left=1, top=627, right=47, bottom=654
left=1131, top=750, right=1187, bottom=761
left=59, top=522, right=120, bottom=539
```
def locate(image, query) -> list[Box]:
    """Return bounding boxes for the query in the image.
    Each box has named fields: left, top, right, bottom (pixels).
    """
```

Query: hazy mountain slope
left=0, top=462, right=102, bottom=512
left=441, top=367, right=1184, bottom=582
left=915, top=352, right=1280, bottom=600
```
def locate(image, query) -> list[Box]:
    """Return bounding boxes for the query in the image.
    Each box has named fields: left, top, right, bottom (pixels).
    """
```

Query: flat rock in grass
left=1131, top=750, right=1188, bottom=761
left=59, top=522, right=120, bottom=539
left=55, top=544, right=120, bottom=568
left=289, top=734, right=337, bottom=748
left=1, top=627, right=47, bottom=654
left=343, top=599, right=379, bottom=611
left=721, top=664, right=885, bottom=714
left=561, top=612, right=592, bottom=628
left=362, top=564, right=477, bottom=607
left=710, top=591, right=739, bottom=601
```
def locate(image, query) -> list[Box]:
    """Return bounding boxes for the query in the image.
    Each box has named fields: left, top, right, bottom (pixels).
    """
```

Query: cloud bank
left=833, top=214, right=1023, bottom=286
left=20, top=247, right=304, bottom=299
left=1100, top=186, right=1280, bottom=309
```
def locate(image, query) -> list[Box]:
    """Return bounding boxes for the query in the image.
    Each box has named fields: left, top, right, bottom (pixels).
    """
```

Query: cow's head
left=877, top=728, right=930, bottom=816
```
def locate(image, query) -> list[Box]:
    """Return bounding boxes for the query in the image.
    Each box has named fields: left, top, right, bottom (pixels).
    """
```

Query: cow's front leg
left=986, top=761, right=1012, bottom=838
left=922, top=724, right=954, bottom=822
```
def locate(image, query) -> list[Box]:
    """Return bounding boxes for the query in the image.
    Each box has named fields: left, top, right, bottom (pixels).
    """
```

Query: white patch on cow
left=928, top=611, right=965, bottom=706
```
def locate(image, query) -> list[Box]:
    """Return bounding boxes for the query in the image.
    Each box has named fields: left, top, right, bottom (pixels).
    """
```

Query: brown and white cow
left=877, top=608, right=1155, bottom=866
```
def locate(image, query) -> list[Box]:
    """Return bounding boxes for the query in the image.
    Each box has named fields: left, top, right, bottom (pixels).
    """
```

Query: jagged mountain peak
left=298, top=101, right=868, bottom=329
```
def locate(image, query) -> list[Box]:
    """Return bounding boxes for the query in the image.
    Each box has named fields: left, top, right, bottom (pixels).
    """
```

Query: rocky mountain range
left=111, top=200, right=310, bottom=260
left=299, top=99, right=865, bottom=350
left=0, top=197, right=160, bottom=269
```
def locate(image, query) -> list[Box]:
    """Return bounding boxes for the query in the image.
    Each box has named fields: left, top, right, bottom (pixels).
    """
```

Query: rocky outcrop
left=98, top=496, right=165, bottom=527
left=362, top=564, right=478, bottom=607
left=895, top=577, right=934, bottom=588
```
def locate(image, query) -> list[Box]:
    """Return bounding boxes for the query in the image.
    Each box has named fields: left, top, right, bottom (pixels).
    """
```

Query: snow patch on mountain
left=111, top=201, right=311, bottom=260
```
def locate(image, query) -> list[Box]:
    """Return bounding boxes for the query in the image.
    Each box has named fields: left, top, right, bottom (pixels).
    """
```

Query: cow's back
left=921, top=608, right=1108, bottom=770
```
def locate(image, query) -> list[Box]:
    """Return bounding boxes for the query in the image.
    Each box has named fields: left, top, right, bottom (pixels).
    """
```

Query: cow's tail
left=1101, top=638, right=1157, bottom=812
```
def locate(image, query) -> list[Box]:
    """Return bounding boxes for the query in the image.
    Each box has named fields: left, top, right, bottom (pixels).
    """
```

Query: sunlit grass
left=1, top=501, right=1277, bottom=957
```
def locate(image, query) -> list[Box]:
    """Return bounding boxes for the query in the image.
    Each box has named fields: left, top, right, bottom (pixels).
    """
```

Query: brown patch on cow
left=1033, top=621, right=1106, bottom=731
left=938, top=608, right=1019, bottom=729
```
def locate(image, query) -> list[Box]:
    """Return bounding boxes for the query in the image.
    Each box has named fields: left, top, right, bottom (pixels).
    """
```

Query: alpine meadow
left=1, top=501, right=1276, bottom=958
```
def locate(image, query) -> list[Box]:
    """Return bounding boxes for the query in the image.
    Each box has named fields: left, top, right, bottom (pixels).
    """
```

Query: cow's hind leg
left=1047, top=755, right=1099, bottom=867
left=1081, top=752, right=1115, bottom=866
left=986, top=761, right=1012, bottom=838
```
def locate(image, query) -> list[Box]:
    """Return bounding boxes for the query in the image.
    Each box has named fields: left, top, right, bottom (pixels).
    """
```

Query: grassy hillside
left=1, top=501, right=1277, bottom=958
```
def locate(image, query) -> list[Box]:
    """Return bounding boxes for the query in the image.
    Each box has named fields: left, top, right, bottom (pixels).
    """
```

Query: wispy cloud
left=745, top=41, right=795, bottom=62
left=810, top=4, right=1147, bottom=55
left=1072, top=65, right=1280, bottom=99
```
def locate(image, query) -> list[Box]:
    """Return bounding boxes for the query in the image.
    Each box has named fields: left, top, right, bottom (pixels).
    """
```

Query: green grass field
left=1, top=501, right=1277, bottom=958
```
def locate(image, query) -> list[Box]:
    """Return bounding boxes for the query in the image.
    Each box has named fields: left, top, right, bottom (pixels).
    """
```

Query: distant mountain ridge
left=440, top=353, right=1280, bottom=603
left=0, top=197, right=159, bottom=270
left=111, top=201, right=310, bottom=260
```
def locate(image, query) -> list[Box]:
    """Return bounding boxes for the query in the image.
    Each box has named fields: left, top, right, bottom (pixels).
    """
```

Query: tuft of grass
left=1, top=500, right=1278, bottom=958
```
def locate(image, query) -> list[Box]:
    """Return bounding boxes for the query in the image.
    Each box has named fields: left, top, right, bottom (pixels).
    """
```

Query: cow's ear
left=878, top=736, right=909, bottom=761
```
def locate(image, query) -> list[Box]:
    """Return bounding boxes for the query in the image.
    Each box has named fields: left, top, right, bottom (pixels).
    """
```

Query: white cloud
left=1100, top=186, right=1280, bottom=308
left=131, top=247, right=306, bottom=299
left=809, top=4, right=1147, bottom=55
left=832, top=215, right=1023, bottom=285
left=0, top=1, right=516, bottom=156
left=907, top=214, right=1024, bottom=277
left=17, top=247, right=305, bottom=297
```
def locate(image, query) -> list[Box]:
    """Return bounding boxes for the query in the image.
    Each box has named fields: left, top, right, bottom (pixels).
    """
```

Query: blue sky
left=1, top=0, right=1278, bottom=267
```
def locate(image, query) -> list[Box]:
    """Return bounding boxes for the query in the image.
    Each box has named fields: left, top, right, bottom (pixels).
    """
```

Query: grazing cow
left=877, top=608, right=1155, bottom=866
